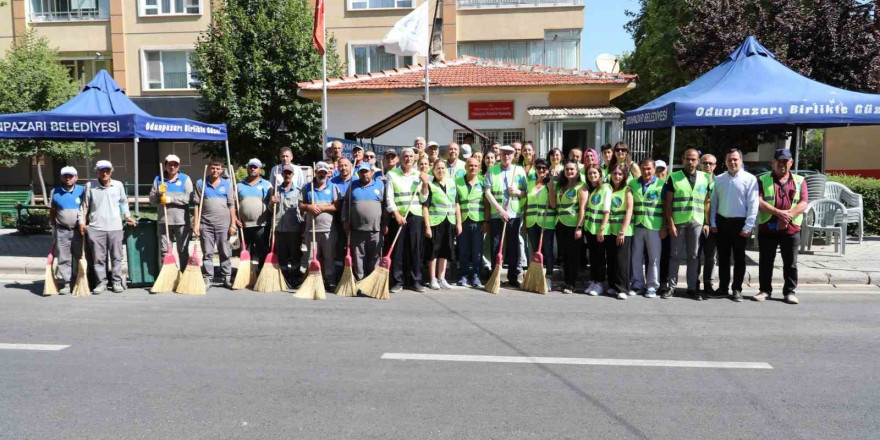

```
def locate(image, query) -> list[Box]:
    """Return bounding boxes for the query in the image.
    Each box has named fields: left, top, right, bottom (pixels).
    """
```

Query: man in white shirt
left=385, top=147, right=430, bottom=293
left=269, top=147, right=305, bottom=190
left=710, top=149, right=759, bottom=302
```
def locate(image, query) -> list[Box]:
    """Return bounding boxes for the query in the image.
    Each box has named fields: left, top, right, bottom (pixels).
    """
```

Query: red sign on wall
left=469, top=101, right=515, bottom=120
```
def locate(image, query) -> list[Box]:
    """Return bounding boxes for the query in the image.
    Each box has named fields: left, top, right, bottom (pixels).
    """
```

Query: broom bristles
left=175, top=265, right=206, bottom=295
left=253, top=253, right=287, bottom=292
left=294, top=269, right=326, bottom=300
left=485, top=265, right=502, bottom=294
left=72, top=258, right=91, bottom=297
left=357, top=265, right=389, bottom=300
left=523, top=261, right=548, bottom=294
left=43, top=265, right=59, bottom=296
left=151, top=262, right=180, bottom=293
left=334, top=263, right=358, bottom=297
left=231, top=250, right=255, bottom=290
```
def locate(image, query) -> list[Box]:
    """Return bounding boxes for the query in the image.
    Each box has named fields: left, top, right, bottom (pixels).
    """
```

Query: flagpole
left=321, top=11, right=328, bottom=154
left=425, top=0, right=441, bottom=143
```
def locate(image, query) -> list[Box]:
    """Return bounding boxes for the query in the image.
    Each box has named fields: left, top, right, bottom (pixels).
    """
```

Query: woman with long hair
left=481, top=150, right=496, bottom=175
left=519, top=142, right=537, bottom=182
left=555, top=160, right=585, bottom=294
left=581, top=164, right=609, bottom=296
left=547, top=148, right=564, bottom=178
left=424, top=159, right=459, bottom=290
left=523, top=159, right=557, bottom=291
left=602, top=164, right=634, bottom=299
left=608, top=141, right=641, bottom=181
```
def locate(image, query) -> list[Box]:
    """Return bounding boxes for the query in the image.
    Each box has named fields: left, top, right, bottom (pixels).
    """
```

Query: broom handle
left=311, top=163, right=317, bottom=259
left=195, top=164, right=208, bottom=233
left=536, top=183, right=551, bottom=253
left=269, top=178, right=279, bottom=253
left=159, top=163, right=173, bottom=253
left=383, top=176, right=423, bottom=258
left=345, top=176, right=353, bottom=254
left=496, top=197, right=511, bottom=258
left=229, top=165, right=247, bottom=249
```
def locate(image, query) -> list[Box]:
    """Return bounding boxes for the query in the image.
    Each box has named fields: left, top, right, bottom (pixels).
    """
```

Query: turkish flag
left=313, top=0, right=325, bottom=55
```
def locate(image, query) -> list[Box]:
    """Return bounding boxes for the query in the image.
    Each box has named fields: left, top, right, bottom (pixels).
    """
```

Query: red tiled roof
left=297, top=56, right=637, bottom=91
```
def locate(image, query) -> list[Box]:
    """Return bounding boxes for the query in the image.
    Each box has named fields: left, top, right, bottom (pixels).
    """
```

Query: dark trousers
left=716, top=216, right=748, bottom=293
left=390, top=213, right=424, bottom=286
left=457, top=220, right=484, bottom=281
left=557, top=225, right=580, bottom=286
left=604, top=235, right=631, bottom=293
left=586, top=233, right=606, bottom=283
left=243, top=226, right=268, bottom=270
left=275, top=231, right=303, bottom=282
left=659, top=235, right=670, bottom=288
left=698, top=231, right=717, bottom=292
left=527, top=225, right=556, bottom=276
left=490, top=217, right=522, bottom=283
left=758, top=232, right=800, bottom=295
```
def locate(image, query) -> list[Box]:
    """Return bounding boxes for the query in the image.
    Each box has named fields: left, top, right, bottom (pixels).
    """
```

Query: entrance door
left=561, top=121, right=597, bottom=155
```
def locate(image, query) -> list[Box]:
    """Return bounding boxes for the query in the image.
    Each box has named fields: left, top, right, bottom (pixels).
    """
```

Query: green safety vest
left=487, top=164, right=527, bottom=216
left=427, top=179, right=457, bottom=226
left=628, top=177, right=665, bottom=230
left=525, top=180, right=557, bottom=228
left=455, top=175, right=485, bottom=223
left=607, top=186, right=633, bottom=237
left=446, top=159, right=466, bottom=179
left=758, top=173, right=804, bottom=226
left=556, top=183, right=583, bottom=227
left=584, top=184, right=609, bottom=235
left=388, top=167, right=422, bottom=217
left=669, top=170, right=710, bottom=225
left=526, top=166, right=537, bottom=182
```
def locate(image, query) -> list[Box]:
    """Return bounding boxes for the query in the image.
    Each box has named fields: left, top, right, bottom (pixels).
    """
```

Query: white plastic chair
left=824, top=181, right=864, bottom=243
left=800, top=199, right=847, bottom=255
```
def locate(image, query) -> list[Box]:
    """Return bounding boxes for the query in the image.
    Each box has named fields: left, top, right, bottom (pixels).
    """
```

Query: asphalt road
left=1, top=282, right=878, bottom=440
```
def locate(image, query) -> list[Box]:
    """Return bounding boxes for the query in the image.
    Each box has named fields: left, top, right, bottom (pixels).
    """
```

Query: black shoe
left=689, top=289, right=702, bottom=301
left=413, top=283, right=426, bottom=293
left=732, top=291, right=744, bottom=302
left=508, top=280, right=521, bottom=289
left=660, top=288, right=674, bottom=299
left=390, top=284, right=403, bottom=293
left=711, top=289, right=729, bottom=299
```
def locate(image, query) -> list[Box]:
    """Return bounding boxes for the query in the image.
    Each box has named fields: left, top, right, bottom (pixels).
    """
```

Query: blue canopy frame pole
left=793, top=127, right=801, bottom=174
left=134, top=138, right=139, bottom=216
left=668, top=126, right=677, bottom=173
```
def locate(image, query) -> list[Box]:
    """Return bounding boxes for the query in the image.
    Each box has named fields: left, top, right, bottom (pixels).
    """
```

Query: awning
left=355, top=99, right=489, bottom=141
left=527, top=107, right=624, bottom=121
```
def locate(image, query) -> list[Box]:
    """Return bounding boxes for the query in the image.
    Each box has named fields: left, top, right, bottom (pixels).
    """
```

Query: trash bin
left=125, top=218, right=159, bottom=287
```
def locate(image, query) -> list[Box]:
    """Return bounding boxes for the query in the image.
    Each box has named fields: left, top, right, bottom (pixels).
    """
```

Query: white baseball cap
left=164, top=154, right=181, bottom=164
left=654, top=160, right=668, bottom=170
left=427, top=141, right=439, bottom=149
left=460, top=144, right=472, bottom=159
left=95, top=160, right=113, bottom=170
left=499, top=145, right=515, bottom=153
left=247, top=158, right=263, bottom=168
left=59, top=166, right=78, bottom=176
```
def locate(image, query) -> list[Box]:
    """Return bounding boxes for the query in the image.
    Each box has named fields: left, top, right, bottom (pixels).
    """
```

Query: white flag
left=382, top=2, right=429, bottom=57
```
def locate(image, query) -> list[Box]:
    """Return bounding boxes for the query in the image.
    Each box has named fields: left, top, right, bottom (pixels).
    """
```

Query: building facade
left=0, top=0, right=210, bottom=194
left=327, top=0, right=585, bottom=76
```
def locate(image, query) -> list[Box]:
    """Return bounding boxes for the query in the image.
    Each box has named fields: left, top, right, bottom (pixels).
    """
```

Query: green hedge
left=828, top=175, right=880, bottom=235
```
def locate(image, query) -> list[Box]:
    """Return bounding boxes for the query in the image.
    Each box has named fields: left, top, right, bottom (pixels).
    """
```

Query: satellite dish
left=595, top=53, right=620, bottom=73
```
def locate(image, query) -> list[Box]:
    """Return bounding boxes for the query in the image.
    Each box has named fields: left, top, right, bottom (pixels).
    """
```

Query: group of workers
left=47, top=136, right=807, bottom=304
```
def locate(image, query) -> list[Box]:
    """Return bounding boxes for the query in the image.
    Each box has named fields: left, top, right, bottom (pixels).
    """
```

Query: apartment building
left=0, top=0, right=210, bottom=193
left=328, top=0, right=585, bottom=76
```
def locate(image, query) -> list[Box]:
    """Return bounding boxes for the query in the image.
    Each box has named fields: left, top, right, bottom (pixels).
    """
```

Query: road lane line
left=0, top=343, right=69, bottom=351
left=382, top=353, right=773, bottom=369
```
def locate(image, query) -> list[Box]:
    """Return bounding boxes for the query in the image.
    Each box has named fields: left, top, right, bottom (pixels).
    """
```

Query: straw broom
left=335, top=182, right=357, bottom=297
left=522, top=188, right=550, bottom=294
left=175, top=165, right=208, bottom=295
left=72, top=224, right=90, bottom=297
left=485, top=199, right=512, bottom=295
left=151, top=162, right=180, bottom=293
left=253, top=179, right=287, bottom=292
left=43, top=242, right=59, bottom=296
left=357, top=181, right=422, bottom=300
left=294, top=164, right=326, bottom=300
left=230, top=166, right=255, bottom=290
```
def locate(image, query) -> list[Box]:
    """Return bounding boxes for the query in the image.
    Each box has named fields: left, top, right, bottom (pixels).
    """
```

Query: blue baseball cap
left=356, top=162, right=373, bottom=173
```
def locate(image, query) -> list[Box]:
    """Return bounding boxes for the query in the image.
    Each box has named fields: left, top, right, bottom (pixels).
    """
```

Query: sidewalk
left=2, top=229, right=878, bottom=288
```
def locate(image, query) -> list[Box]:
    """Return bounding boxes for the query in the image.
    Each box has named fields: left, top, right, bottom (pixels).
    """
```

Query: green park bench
left=0, top=190, right=33, bottom=218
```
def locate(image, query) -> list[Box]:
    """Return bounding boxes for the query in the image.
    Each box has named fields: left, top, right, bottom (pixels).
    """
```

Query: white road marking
left=0, top=343, right=69, bottom=351
left=382, top=353, right=773, bottom=369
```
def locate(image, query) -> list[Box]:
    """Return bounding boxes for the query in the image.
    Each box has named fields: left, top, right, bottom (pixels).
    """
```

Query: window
left=140, top=0, right=200, bottom=16
left=142, top=50, right=196, bottom=90
left=29, top=0, right=109, bottom=21
left=453, top=129, right=525, bottom=151
left=348, top=0, right=412, bottom=10
left=458, top=29, right=580, bottom=69
left=350, top=44, right=413, bottom=75
left=60, top=59, right=112, bottom=85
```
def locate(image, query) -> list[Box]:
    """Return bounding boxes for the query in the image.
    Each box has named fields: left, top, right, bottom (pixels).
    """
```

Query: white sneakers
left=617, top=291, right=627, bottom=300
left=438, top=279, right=452, bottom=290
left=429, top=279, right=440, bottom=290
left=645, top=288, right=657, bottom=298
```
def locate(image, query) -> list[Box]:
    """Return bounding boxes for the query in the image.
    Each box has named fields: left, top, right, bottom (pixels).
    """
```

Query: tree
left=801, top=129, right=825, bottom=171
left=0, top=30, right=86, bottom=204
left=192, top=0, right=344, bottom=167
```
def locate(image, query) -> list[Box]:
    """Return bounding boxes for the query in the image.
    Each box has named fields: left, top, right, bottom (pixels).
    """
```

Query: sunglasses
left=614, top=148, right=628, bottom=153
left=702, top=161, right=716, bottom=165
left=536, top=167, right=548, bottom=171
left=365, top=155, right=375, bottom=159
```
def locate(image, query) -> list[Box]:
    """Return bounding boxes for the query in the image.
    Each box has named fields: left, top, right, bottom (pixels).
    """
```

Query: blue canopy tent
left=624, top=36, right=880, bottom=171
left=0, top=70, right=229, bottom=215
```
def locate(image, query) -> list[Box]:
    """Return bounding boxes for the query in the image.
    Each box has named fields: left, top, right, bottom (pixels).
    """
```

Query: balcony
left=28, top=0, right=110, bottom=22
left=456, top=0, right=583, bottom=9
